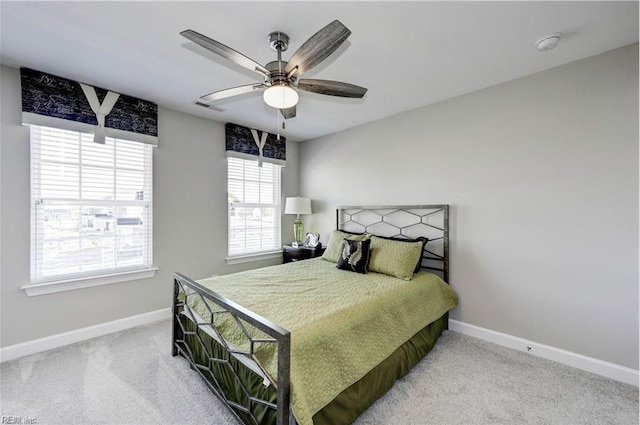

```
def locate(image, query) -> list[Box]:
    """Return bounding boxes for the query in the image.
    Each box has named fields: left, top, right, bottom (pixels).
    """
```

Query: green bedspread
left=189, top=258, right=458, bottom=425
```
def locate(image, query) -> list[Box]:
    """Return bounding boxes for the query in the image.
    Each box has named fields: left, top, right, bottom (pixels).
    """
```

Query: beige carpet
left=0, top=320, right=637, bottom=424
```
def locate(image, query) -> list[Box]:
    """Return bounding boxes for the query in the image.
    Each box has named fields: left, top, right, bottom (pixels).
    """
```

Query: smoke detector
left=536, top=33, right=561, bottom=51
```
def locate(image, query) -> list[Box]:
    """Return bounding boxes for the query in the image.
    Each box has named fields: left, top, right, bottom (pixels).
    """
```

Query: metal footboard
left=172, top=273, right=291, bottom=425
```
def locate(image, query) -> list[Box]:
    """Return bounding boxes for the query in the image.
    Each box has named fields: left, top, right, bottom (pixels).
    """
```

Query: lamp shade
left=284, top=197, right=311, bottom=215
left=263, top=83, right=299, bottom=109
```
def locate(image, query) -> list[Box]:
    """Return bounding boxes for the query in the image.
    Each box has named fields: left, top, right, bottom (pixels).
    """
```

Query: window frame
left=22, top=125, right=156, bottom=296
left=226, top=157, right=282, bottom=262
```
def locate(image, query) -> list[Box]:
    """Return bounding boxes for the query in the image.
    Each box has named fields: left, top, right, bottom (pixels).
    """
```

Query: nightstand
left=282, top=245, right=325, bottom=263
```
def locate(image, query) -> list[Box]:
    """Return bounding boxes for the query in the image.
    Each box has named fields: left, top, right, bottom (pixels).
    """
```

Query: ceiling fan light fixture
left=263, top=83, right=299, bottom=109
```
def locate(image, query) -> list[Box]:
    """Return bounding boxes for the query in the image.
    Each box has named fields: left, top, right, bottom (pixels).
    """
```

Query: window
left=227, top=157, right=281, bottom=257
left=30, top=125, right=153, bottom=284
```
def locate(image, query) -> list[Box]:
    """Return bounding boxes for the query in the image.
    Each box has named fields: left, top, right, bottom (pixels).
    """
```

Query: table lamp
left=284, top=197, right=312, bottom=247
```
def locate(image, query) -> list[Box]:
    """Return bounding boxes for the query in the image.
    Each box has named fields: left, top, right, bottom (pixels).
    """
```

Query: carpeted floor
left=0, top=320, right=637, bottom=425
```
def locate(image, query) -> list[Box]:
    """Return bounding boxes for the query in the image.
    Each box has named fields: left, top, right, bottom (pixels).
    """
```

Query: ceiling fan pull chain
left=277, top=39, right=283, bottom=72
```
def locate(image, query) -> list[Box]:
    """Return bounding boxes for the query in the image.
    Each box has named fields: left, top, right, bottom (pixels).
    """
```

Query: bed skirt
left=177, top=311, right=447, bottom=425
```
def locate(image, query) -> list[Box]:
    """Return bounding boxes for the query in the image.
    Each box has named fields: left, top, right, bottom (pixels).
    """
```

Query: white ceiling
left=1, top=1, right=638, bottom=142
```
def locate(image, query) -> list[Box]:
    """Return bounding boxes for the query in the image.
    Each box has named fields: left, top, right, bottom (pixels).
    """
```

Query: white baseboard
left=2, top=312, right=636, bottom=386
left=0, top=307, right=171, bottom=363
left=448, top=319, right=639, bottom=386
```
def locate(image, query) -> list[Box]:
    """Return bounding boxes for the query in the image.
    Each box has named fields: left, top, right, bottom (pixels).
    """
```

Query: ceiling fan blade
left=285, top=20, right=350, bottom=77
left=297, top=79, right=367, bottom=98
left=199, top=83, right=266, bottom=103
left=180, top=29, right=270, bottom=77
left=280, top=105, right=297, bottom=120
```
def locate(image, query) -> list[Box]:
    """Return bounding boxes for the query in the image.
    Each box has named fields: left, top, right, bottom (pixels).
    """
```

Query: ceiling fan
left=180, top=20, right=367, bottom=120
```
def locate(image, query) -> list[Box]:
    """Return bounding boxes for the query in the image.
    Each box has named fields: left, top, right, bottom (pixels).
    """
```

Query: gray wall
left=0, top=65, right=300, bottom=347
left=299, top=44, right=639, bottom=369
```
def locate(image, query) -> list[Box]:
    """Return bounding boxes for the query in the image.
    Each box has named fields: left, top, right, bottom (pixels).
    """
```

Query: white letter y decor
left=80, top=83, right=120, bottom=144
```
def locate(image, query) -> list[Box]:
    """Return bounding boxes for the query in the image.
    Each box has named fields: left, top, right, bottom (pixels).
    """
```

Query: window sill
left=21, top=267, right=159, bottom=296
left=225, top=251, right=282, bottom=265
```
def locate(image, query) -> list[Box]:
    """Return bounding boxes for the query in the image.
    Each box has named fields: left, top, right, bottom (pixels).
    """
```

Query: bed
left=172, top=205, right=457, bottom=425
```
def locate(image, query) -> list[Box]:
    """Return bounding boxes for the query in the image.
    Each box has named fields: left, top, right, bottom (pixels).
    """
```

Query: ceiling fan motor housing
left=265, top=61, right=293, bottom=84
left=266, top=32, right=294, bottom=86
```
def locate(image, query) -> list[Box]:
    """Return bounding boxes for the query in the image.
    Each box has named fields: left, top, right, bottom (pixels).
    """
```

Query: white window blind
left=227, top=157, right=281, bottom=257
left=30, top=125, right=153, bottom=283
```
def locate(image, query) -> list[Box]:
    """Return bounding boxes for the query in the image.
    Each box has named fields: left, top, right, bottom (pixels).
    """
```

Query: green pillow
left=368, top=235, right=423, bottom=280
left=322, top=230, right=370, bottom=263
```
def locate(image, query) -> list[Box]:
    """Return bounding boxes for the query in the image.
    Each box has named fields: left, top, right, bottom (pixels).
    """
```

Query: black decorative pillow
left=336, top=238, right=371, bottom=274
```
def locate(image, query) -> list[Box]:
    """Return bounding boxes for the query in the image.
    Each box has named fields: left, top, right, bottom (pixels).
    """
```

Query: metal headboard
left=337, top=205, right=449, bottom=282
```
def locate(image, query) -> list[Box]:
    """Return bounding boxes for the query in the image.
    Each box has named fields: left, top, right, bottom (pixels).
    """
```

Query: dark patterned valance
left=225, top=122, right=286, bottom=166
left=20, top=68, right=158, bottom=146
